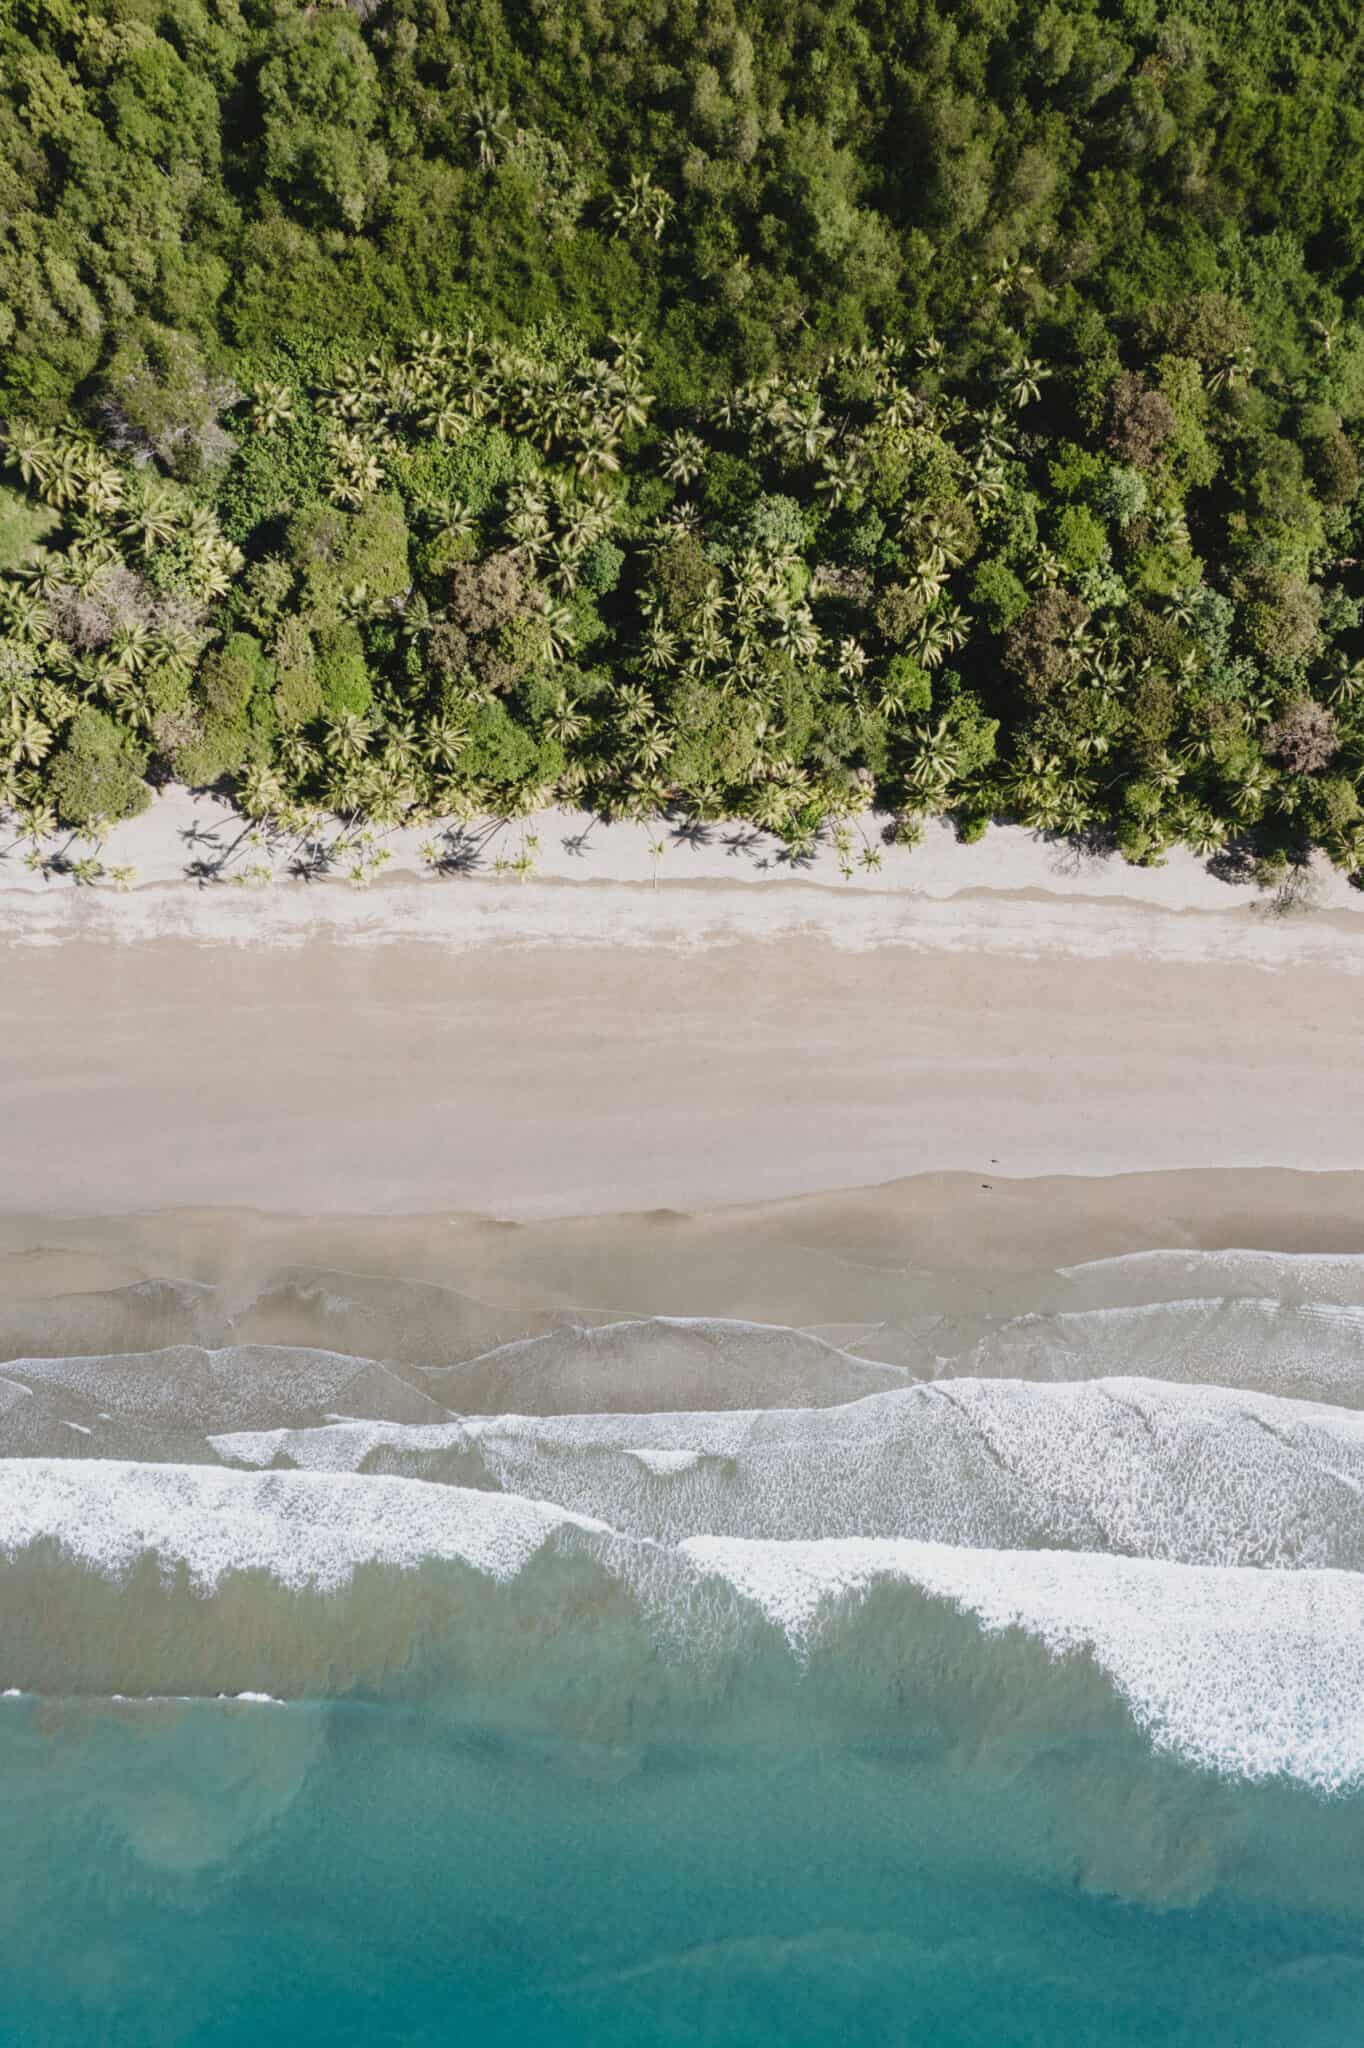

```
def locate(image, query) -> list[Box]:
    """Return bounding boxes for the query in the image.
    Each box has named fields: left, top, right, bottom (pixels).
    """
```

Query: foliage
left=5, top=0, right=1364, bottom=874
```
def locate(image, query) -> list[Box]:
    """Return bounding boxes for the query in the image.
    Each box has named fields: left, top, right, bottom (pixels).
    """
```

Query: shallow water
left=4, top=1235, right=1364, bottom=2042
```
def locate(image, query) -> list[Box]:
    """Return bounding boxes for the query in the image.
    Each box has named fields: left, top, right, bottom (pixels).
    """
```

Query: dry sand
left=2, top=933, right=1363, bottom=1223
left=3, top=787, right=1363, bottom=1282
left=4, top=787, right=1364, bottom=968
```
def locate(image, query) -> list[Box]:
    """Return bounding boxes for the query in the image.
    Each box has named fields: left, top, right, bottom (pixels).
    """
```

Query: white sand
left=3, top=786, right=1363, bottom=1226
left=3, top=927, right=1363, bottom=1218
left=3, top=787, right=1364, bottom=968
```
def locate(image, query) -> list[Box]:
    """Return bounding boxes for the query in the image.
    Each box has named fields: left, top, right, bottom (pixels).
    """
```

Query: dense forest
left=6, top=0, right=1364, bottom=874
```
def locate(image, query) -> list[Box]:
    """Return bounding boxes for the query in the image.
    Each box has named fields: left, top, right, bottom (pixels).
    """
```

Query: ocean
left=2, top=1233, right=1364, bottom=2044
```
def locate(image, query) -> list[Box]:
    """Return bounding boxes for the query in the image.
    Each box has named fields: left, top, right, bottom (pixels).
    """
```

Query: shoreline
left=3, top=1170, right=1364, bottom=1377
left=5, top=1168, right=1364, bottom=1308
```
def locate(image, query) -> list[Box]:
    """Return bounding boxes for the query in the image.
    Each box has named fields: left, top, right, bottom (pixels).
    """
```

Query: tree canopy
left=4, top=0, right=1364, bottom=878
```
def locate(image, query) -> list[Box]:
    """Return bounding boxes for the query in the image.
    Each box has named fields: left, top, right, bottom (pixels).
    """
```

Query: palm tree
left=547, top=694, right=589, bottom=745
left=964, top=460, right=1006, bottom=513
left=641, top=621, right=679, bottom=675
left=774, top=606, right=819, bottom=664
left=573, top=428, right=621, bottom=481
left=613, top=682, right=654, bottom=731
left=661, top=430, right=706, bottom=485
left=1325, top=657, right=1364, bottom=710
left=425, top=719, right=469, bottom=773
left=3, top=708, right=51, bottom=769
left=608, top=172, right=674, bottom=241
left=1207, top=348, right=1255, bottom=394
left=120, top=478, right=181, bottom=554
left=238, top=763, right=287, bottom=820
left=905, top=562, right=948, bottom=610
left=998, top=355, right=1051, bottom=410
left=836, top=637, right=868, bottom=683
left=324, top=711, right=373, bottom=767
left=535, top=594, right=576, bottom=663
left=250, top=381, right=296, bottom=435
left=906, top=716, right=961, bottom=796
left=0, top=420, right=59, bottom=492
left=1229, top=758, right=1274, bottom=820
left=629, top=721, right=672, bottom=773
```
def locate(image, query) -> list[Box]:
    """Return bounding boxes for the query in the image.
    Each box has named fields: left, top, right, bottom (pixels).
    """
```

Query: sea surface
left=4, top=1238, right=1364, bottom=2043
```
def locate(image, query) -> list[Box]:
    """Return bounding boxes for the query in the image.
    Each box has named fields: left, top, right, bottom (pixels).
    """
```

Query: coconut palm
left=535, top=594, right=576, bottom=663
left=0, top=420, right=60, bottom=492
left=775, top=606, right=819, bottom=664
left=964, top=460, right=1006, bottom=512
left=661, top=430, right=706, bottom=486
left=836, top=637, right=868, bottom=683
left=608, top=173, right=674, bottom=241
left=1207, top=348, right=1255, bottom=394
left=815, top=452, right=861, bottom=509
left=573, top=428, right=621, bottom=481
left=998, top=355, right=1051, bottom=410
left=1229, top=758, right=1275, bottom=819
left=110, top=622, right=153, bottom=673
left=905, top=562, right=948, bottom=610
left=547, top=694, right=590, bottom=744
left=613, top=682, right=654, bottom=731
left=641, top=621, right=679, bottom=674
left=324, top=711, right=373, bottom=766
left=119, top=478, right=181, bottom=554
left=2, top=708, right=51, bottom=768
left=250, top=381, right=296, bottom=436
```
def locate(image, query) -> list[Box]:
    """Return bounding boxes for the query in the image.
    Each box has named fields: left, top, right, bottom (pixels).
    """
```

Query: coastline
left=5, top=1170, right=1364, bottom=1339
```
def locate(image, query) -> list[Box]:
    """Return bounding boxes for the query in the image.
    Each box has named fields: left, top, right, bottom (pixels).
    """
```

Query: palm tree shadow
left=720, top=828, right=767, bottom=862
left=1041, top=824, right=1117, bottom=874
left=669, top=819, right=713, bottom=850
left=427, top=825, right=486, bottom=876
left=288, top=840, right=338, bottom=882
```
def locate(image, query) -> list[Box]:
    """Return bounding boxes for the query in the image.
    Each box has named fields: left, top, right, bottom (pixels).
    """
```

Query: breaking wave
left=9, top=1235, right=1364, bottom=2041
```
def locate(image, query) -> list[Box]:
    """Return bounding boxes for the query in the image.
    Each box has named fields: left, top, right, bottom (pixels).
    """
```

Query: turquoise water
left=4, top=1692, right=1364, bottom=2047
left=6, top=1253, right=1364, bottom=2043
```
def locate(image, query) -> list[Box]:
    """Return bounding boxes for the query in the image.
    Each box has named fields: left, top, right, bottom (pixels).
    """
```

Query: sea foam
left=6, top=1456, right=1364, bottom=1788
left=0, top=1457, right=607, bottom=1591
left=213, top=1375, right=1364, bottom=1569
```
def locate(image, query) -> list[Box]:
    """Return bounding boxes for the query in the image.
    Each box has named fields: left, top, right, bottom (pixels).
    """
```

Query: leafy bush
left=47, top=710, right=150, bottom=827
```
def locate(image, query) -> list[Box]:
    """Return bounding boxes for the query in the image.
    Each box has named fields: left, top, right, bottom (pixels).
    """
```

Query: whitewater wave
left=207, top=1375, right=1364, bottom=1569
left=5, top=1456, right=1364, bottom=1790
left=955, top=1298, right=1364, bottom=1405
left=7, top=1243, right=1364, bottom=1812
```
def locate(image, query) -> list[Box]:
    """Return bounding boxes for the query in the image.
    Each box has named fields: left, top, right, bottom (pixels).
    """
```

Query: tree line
left=4, top=0, right=1364, bottom=877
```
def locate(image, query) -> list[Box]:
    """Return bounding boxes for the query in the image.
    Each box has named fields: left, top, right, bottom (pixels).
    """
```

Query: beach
left=6, top=797, right=1364, bottom=2047
left=4, top=788, right=1364, bottom=1230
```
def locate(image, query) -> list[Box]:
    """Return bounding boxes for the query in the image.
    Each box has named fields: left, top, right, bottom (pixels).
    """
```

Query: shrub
left=198, top=632, right=273, bottom=723
left=969, top=558, right=1029, bottom=633
left=314, top=619, right=372, bottom=717
left=47, top=709, right=151, bottom=827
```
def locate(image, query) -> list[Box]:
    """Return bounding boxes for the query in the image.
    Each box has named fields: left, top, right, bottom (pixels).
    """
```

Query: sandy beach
left=4, top=784, right=1364, bottom=1297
